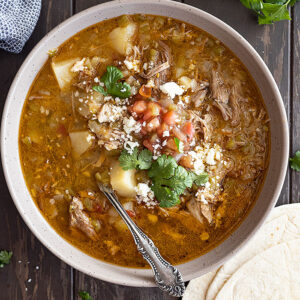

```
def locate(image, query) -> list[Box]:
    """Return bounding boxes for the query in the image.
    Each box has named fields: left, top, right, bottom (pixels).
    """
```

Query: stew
left=19, top=14, right=270, bottom=267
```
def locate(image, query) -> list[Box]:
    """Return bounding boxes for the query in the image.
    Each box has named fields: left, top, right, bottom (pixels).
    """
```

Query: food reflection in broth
left=19, top=14, right=269, bottom=267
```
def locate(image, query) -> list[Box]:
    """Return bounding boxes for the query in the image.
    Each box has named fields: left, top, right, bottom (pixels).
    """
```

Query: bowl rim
left=1, top=0, right=289, bottom=287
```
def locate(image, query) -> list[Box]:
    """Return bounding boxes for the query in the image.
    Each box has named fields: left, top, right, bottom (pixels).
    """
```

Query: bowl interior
left=1, top=0, right=289, bottom=287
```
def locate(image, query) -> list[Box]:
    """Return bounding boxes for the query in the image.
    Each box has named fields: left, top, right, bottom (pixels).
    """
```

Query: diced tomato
left=163, top=110, right=178, bottom=126
left=143, top=139, right=154, bottom=152
left=126, top=210, right=136, bottom=218
left=139, top=85, right=152, bottom=98
left=57, top=124, right=68, bottom=137
left=182, top=122, right=195, bottom=141
left=172, top=126, right=187, bottom=143
left=143, top=102, right=161, bottom=121
left=157, top=122, right=170, bottom=137
left=132, top=100, right=148, bottom=114
left=146, top=117, right=160, bottom=132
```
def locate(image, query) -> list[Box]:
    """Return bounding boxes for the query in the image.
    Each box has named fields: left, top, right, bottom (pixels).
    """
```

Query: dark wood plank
left=291, top=5, right=300, bottom=203
left=0, top=1, right=72, bottom=299
left=184, top=0, right=291, bottom=206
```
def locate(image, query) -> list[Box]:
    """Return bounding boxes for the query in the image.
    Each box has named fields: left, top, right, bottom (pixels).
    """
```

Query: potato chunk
left=69, top=131, right=93, bottom=157
left=108, top=23, right=137, bottom=55
left=51, top=58, right=79, bottom=90
left=110, top=161, right=137, bottom=197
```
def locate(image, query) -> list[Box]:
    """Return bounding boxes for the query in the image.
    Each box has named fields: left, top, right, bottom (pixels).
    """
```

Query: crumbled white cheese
left=124, top=141, right=140, bottom=154
left=205, top=148, right=216, bottom=165
left=71, top=58, right=86, bottom=72
left=123, top=116, right=141, bottom=134
left=97, top=103, right=125, bottom=123
left=135, top=183, right=152, bottom=198
left=135, top=183, right=156, bottom=208
left=124, top=59, right=140, bottom=72
left=162, top=131, right=170, bottom=137
left=189, top=143, right=223, bottom=174
left=188, top=151, right=205, bottom=175
left=159, top=82, right=184, bottom=99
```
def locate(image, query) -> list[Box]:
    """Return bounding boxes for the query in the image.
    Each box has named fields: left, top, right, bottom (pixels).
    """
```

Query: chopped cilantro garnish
left=148, top=155, right=209, bottom=208
left=118, top=149, right=209, bottom=207
left=240, top=0, right=299, bottom=25
left=290, top=150, right=300, bottom=172
left=0, top=250, right=12, bottom=268
left=119, top=148, right=153, bottom=170
left=174, top=137, right=184, bottom=153
left=79, top=291, right=93, bottom=300
left=93, top=65, right=131, bottom=98
left=190, top=172, right=210, bottom=186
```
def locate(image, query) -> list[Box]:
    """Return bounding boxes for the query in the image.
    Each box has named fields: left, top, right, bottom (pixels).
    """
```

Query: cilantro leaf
left=93, top=85, right=107, bottom=96
left=148, top=155, right=177, bottom=179
left=93, top=65, right=131, bottom=98
left=290, top=150, right=300, bottom=172
left=148, top=155, right=209, bottom=207
left=119, top=147, right=139, bottom=170
left=258, top=3, right=290, bottom=24
left=138, top=149, right=153, bottom=170
left=0, top=250, right=12, bottom=268
left=193, top=172, right=209, bottom=186
left=174, top=137, right=184, bottom=153
left=119, top=150, right=210, bottom=208
left=79, top=291, right=93, bottom=300
left=151, top=185, right=180, bottom=208
left=240, top=0, right=298, bottom=24
left=119, top=148, right=153, bottom=170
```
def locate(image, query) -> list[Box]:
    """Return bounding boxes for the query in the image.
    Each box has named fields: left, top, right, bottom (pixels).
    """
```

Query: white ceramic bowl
left=1, top=0, right=289, bottom=287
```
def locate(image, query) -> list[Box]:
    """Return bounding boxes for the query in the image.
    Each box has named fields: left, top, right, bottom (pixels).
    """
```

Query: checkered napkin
left=0, top=0, right=41, bottom=53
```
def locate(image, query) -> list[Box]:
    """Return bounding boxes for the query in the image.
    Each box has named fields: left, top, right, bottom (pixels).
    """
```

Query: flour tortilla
left=183, top=203, right=300, bottom=300
left=215, top=239, right=300, bottom=300
left=182, top=271, right=218, bottom=300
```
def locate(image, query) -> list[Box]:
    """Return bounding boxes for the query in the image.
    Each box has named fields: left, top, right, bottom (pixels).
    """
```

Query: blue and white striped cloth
left=0, top=0, right=41, bottom=53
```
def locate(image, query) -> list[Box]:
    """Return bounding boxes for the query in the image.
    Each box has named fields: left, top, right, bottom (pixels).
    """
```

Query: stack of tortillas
left=183, top=204, right=300, bottom=300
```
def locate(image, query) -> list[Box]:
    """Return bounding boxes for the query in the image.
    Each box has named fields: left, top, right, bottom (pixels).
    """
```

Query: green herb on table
left=290, top=150, right=300, bottom=171
left=240, top=0, right=299, bottom=24
left=93, top=65, right=131, bottom=98
left=119, top=147, right=153, bottom=170
left=0, top=250, right=13, bottom=268
left=174, top=137, right=184, bottom=153
left=79, top=291, right=93, bottom=300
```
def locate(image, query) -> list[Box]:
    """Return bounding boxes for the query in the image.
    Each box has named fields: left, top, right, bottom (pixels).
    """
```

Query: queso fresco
left=19, top=14, right=270, bottom=268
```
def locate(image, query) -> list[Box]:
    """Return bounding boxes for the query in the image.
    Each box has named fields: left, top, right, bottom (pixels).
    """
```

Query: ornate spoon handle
left=97, top=183, right=185, bottom=297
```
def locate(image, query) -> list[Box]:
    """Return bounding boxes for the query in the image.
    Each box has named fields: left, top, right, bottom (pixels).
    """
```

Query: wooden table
left=0, top=1, right=299, bottom=299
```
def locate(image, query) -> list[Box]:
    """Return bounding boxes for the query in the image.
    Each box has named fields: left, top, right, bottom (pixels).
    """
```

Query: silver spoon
left=97, top=182, right=185, bottom=297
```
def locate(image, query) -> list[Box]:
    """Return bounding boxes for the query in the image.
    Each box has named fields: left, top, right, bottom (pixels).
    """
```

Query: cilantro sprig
left=79, top=291, right=93, bottom=300
left=119, top=148, right=153, bottom=170
left=119, top=149, right=209, bottom=207
left=148, top=155, right=209, bottom=207
left=0, top=250, right=12, bottom=268
left=290, top=150, right=300, bottom=171
left=93, top=66, right=131, bottom=98
left=240, top=0, right=299, bottom=24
